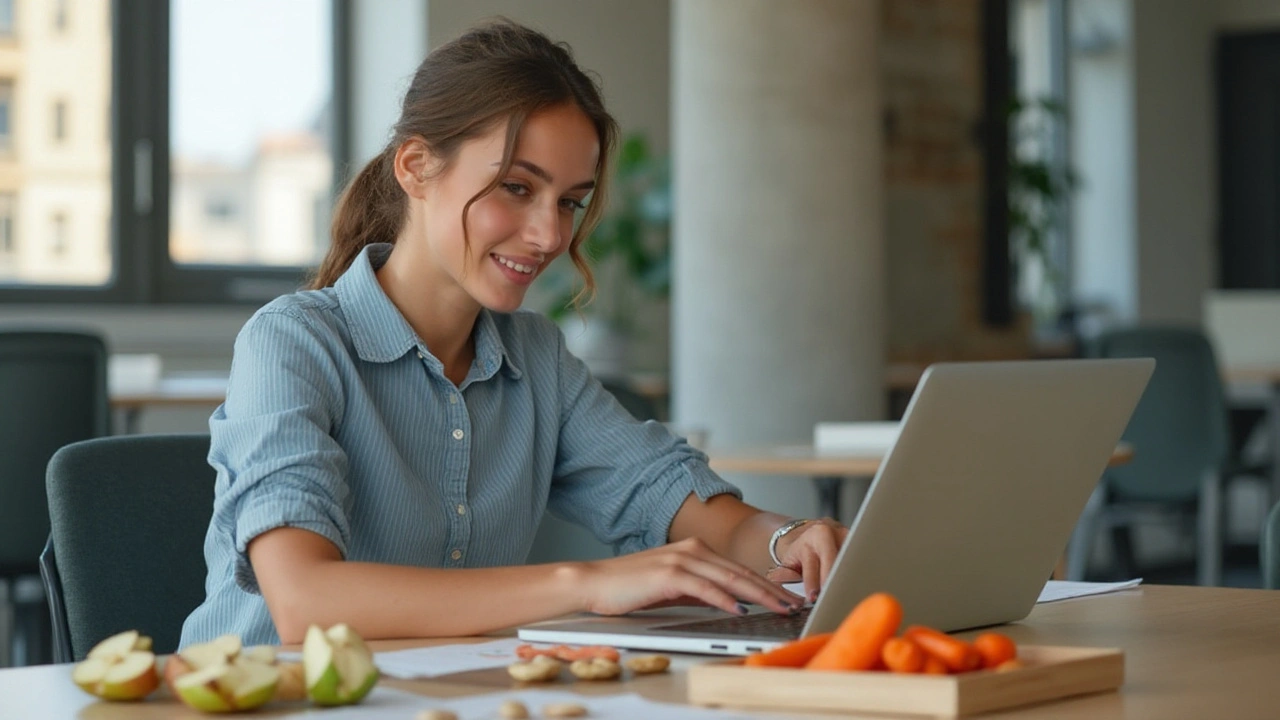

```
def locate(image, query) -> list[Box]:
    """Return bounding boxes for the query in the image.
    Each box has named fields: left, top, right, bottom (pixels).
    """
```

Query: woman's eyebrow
left=495, top=160, right=595, bottom=191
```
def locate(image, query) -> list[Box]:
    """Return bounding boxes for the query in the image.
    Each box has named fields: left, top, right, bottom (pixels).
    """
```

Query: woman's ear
left=392, top=137, right=441, bottom=199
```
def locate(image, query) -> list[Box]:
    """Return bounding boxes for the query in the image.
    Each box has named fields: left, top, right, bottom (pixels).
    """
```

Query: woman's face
left=416, top=103, right=600, bottom=313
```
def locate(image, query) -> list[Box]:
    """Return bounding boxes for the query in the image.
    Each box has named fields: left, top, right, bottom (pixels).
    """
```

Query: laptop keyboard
left=651, top=607, right=811, bottom=640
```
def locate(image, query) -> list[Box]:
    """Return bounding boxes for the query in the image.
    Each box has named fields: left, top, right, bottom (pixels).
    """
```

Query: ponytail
left=309, top=148, right=405, bottom=289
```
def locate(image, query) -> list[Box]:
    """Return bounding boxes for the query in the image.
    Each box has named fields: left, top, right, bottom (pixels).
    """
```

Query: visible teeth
left=496, top=256, right=535, bottom=274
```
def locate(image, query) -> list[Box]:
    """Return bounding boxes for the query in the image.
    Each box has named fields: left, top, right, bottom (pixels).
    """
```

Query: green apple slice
left=173, top=658, right=280, bottom=713
left=303, top=623, right=379, bottom=706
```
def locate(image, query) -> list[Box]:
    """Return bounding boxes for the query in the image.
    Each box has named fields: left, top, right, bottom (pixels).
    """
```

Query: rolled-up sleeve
left=548, top=329, right=741, bottom=555
left=209, top=309, right=352, bottom=594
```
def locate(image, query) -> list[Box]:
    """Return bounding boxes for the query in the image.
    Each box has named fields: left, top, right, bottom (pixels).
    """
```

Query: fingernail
left=735, top=602, right=750, bottom=615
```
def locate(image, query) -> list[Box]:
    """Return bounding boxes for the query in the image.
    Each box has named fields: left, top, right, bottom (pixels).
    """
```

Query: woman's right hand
left=575, top=537, right=805, bottom=617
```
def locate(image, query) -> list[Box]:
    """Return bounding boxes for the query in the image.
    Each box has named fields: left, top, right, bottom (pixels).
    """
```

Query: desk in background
left=2, top=586, right=1278, bottom=717
left=110, top=374, right=228, bottom=434
left=708, top=443, right=1134, bottom=522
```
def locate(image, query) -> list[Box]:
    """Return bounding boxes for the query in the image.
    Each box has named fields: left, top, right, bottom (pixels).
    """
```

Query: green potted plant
left=1007, top=96, right=1077, bottom=332
left=539, top=133, right=671, bottom=376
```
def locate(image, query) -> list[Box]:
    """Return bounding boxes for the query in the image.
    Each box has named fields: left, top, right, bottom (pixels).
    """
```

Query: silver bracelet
left=768, top=519, right=810, bottom=567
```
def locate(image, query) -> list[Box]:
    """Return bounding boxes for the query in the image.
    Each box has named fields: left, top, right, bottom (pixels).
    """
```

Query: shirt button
left=449, top=394, right=458, bottom=404
left=452, top=428, right=464, bottom=440
left=417, top=351, right=424, bottom=359
left=450, top=549, right=462, bottom=561
left=456, top=504, right=467, bottom=515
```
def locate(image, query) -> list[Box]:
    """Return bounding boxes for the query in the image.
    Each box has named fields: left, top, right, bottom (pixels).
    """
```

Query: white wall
left=427, top=1, right=670, bottom=154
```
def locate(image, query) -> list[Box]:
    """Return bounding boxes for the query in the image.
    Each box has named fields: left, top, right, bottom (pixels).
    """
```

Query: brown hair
left=311, top=18, right=619, bottom=302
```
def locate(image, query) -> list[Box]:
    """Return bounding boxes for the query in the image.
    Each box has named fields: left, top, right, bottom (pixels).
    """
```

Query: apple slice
left=73, top=630, right=159, bottom=701
left=303, top=623, right=379, bottom=706
left=173, top=657, right=280, bottom=713
left=163, top=634, right=245, bottom=694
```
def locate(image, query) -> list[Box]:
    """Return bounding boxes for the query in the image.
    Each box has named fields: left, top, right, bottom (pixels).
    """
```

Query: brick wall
left=881, top=0, right=1032, bottom=364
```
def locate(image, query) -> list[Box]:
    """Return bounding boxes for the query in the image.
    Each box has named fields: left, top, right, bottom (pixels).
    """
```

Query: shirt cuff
left=634, top=458, right=743, bottom=553
left=231, top=488, right=349, bottom=595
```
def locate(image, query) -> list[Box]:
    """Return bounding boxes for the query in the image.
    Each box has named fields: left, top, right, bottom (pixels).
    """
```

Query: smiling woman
left=178, top=19, right=843, bottom=650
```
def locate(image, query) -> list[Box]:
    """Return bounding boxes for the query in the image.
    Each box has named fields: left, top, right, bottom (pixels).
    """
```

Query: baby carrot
left=805, top=593, right=903, bottom=671
left=903, top=626, right=981, bottom=673
left=973, top=632, right=1017, bottom=669
left=922, top=655, right=948, bottom=674
left=880, top=636, right=925, bottom=674
left=743, top=633, right=833, bottom=667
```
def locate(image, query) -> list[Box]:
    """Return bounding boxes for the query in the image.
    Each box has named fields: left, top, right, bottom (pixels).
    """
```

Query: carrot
left=880, top=636, right=925, bottom=674
left=743, top=633, right=833, bottom=667
left=805, top=593, right=903, bottom=671
left=973, top=632, right=1017, bottom=669
left=922, top=655, right=948, bottom=674
left=903, top=626, right=981, bottom=673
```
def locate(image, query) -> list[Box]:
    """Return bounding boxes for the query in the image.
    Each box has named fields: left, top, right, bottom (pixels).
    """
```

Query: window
left=0, top=1, right=349, bottom=303
left=0, top=193, right=15, bottom=254
left=0, top=0, right=14, bottom=38
left=1008, top=0, right=1072, bottom=325
left=53, top=100, right=68, bottom=142
left=167, top=0, right=343, bottom=297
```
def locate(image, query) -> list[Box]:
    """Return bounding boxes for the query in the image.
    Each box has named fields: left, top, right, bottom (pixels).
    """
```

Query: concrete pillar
left=672, top=0, right=886, bottom=519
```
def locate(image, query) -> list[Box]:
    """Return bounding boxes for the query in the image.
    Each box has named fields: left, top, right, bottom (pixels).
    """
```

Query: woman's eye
left=502, top=182, right=530, bottom=197
left=559, top=198, right=587, bottom=212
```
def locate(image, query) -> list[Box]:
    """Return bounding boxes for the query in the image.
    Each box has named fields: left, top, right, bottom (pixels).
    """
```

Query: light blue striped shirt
left=179, top=244, right=740, bottom=647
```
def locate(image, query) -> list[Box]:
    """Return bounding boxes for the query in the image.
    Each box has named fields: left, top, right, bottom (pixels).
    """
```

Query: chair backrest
left=44, top=434, right=214, bottom=661
left=1265, top=500, right=1280, bottom=590
left=1089, top=326, right=1229, bottom=502
left=0, top=330, right=109, bottom=575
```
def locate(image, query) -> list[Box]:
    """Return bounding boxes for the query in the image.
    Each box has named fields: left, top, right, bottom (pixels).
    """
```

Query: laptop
left=517, top=358, right=1155, bottom=655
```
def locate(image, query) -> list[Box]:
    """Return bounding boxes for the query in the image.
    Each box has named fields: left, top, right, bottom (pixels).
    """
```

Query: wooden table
left=110, top=375, right=228, bottom=434
left=708, top=443, right=1134, bottom=522
left=3, top=585, right=1278, bottom=717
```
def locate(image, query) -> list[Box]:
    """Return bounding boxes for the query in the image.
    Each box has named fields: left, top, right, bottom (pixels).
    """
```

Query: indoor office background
left=3, top=0, right=1280, bottom=668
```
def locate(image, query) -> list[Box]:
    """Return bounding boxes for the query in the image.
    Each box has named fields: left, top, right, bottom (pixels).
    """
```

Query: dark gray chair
left=1068, top=326, right=1229, bottom=586
left=42, top=434, right=214, bottom=662
left=0, top=330, right=109, bottom=666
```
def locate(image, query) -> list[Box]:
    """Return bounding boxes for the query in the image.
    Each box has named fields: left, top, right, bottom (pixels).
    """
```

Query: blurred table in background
left=109, top=374, right=227, bottom=434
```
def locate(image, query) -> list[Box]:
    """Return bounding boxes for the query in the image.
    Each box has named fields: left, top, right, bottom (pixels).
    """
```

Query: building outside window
left=0, top=193, right=15, bottom=255
left=55, top=0, right=70, bottom=32
left=53, top=99, right=68, bottom=143
left=0, top=0, right=15, bottom=38
left=50, top=211, right=68, bottom=256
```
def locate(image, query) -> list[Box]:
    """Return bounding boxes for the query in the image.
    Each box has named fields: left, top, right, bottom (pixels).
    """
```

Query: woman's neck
left=375, top=243, right=479, bottom=384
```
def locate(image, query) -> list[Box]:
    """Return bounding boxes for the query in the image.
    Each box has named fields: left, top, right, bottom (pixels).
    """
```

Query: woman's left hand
left=764, top=518, right=848, bottom=603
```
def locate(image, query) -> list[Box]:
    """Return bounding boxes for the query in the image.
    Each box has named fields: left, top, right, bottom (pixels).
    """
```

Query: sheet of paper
left=784, top=578, right=1143, bottom=605
left=370, top=638, right=531, bottom=679
left=277, top=638, right=524, bottom=679
left=1036, top=578, right=1143, bottom=603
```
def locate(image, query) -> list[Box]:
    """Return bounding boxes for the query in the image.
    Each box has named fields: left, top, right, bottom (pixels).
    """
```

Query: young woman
left=180, top=20, right=847, bottom=647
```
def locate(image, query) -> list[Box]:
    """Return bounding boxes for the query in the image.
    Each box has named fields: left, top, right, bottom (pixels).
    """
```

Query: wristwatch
left=768, top=518, right=811, bottom=567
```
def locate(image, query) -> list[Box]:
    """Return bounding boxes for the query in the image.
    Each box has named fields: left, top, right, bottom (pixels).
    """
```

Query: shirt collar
left=334, top=244, right=522, bottom=380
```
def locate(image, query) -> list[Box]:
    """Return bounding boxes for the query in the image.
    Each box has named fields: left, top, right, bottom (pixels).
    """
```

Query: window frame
left=0, top=0, right=351, bottom=305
